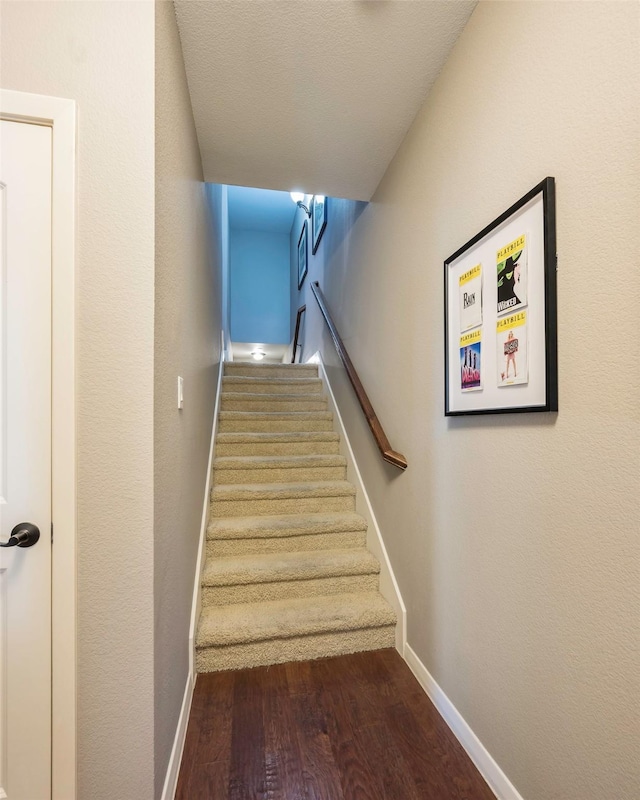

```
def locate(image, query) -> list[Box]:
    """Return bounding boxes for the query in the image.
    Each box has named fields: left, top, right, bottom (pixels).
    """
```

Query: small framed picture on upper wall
left=297, top=222, right=308, bottom=289
left=311, top=195, right=328, bottom=254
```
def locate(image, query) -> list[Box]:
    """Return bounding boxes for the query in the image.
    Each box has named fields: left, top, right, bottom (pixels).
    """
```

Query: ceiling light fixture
left=290, top=191, right=311, bottom=218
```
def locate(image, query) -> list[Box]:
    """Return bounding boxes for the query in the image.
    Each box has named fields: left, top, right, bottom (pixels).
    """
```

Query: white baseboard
left=312, top=352, right=407, bottom=651
left=160, top=671, right=195, bottom=800
left=404, top=644, right=525, bottom=800
left=189, top=330, right=226, bottom=676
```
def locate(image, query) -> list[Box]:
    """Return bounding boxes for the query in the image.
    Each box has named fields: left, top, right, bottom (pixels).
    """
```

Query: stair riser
left=203, top=573, right=379, bottom=606
left=218, top=417, right=333, bottom=433
left=211, top=495, right=355, bottom=517
left=216, top=440, right=341, bottom=457
left=195, top=626, right=396, bottom=672
left=221, top=396, right=327, bottom=412
left=206, top=531, right=367, bottom=557
left=214, top=465, right=346, bottom=485
left=225, top=365, right=318, bottom=379
left=222, top=380, right=323, bottom=395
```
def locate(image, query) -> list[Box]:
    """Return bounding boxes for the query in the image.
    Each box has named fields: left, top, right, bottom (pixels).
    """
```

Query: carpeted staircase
left=195, top=361, right=397, bottom=672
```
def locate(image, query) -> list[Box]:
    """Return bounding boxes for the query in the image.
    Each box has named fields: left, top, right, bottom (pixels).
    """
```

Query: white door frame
left=1, top=89, right=77, bottom=800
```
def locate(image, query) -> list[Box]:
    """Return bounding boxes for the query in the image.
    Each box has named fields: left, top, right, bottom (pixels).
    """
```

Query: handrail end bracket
left=383, top=450, right=408, bottom=470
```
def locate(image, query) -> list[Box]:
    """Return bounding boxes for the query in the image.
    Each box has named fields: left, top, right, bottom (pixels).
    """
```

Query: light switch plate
left=177, top=376, right=184, bottom=409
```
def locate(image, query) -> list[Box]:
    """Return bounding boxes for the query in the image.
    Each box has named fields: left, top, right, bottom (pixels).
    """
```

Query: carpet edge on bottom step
left=195, top=625, right=396, bottom=673
left=196, top=591, right=396, bottom=647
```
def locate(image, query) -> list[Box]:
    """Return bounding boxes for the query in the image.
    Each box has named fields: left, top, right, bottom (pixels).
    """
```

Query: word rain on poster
left=459, top=264, right=482, bottom=331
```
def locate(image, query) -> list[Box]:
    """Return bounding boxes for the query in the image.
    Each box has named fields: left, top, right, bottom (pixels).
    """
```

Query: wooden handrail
left=310, top=282, right=407, bottom=470
left=291, top=305, right=306, bottom=364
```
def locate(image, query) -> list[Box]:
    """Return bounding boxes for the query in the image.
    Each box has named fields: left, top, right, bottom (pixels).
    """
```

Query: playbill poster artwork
left=445, top=178, right=557, bottom=415
left=460, top=329, right=482, bottom=392
left=497, top=234, right=527, bottom=315
left=496, top=311, right=528, bottom=387
left=459, top=263, right=482, bottom=332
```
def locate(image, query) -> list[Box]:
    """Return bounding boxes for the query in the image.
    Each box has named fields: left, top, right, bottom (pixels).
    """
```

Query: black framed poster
left=311, top=195, right=327, bottom=254
left=444, top=177, right=557, bottom=416
left=297, top=222, right=308, bottom=289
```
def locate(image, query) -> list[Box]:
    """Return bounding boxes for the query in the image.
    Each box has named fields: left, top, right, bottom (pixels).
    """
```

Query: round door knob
left=0, top=523, right=41, bottom=548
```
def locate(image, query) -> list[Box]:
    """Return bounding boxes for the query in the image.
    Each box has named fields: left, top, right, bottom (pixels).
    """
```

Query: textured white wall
left=1, top=2, right=155, bottom=797
left=174, top=1, right=478, bottom=200
left=299, top=3, right=640, bottom=799
left=154, top=3, right=222, bottom=797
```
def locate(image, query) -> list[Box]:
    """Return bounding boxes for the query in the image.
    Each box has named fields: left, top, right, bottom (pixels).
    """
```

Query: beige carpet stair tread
left=208, top=511, right=367, bottom=540
left=225, top=363, right=318, bottom=379
left=216, top=430, right=341, bottom=456
left=226, top=362, right=318, bottom=370
left=222, top=391, right=326, bottom=400
left=219, top=410, right=332, bottom=421
left=202, top=548, right=379, bottom=587
left=216, top=431, right=340, bottom=444
left=195, top=626, right=395, bottom=672
left=218, top=411, right=334, bottom=434
left=221, top=393, right=328, bottom=411
left=214, top=454, right=347, bottom=471
left=207, top=531, right=368, bottom=558
left=196, top=591, right=396, bottom=648
left=222, top=376, right=323, bottom=392
left=212, top=480, right=356, bottom=501
left=222, top=389, right=327, bottom=402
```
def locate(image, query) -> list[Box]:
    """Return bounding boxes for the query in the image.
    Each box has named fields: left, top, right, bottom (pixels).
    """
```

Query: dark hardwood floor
left=176, top=648, right=496, bottom=799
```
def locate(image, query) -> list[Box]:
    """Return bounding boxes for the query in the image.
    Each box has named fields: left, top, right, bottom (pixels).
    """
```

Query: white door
left=0, top=119, right=52, bottom=800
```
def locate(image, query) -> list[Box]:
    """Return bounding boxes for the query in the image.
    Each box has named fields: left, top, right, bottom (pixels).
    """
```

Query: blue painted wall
left=230, top=229, right=291, bottom=343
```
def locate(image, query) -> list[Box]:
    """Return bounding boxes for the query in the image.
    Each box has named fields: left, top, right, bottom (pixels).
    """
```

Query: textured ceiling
left=174, top=1, right=477, bottom=201
left=227, top=185, right=297, bottom=233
